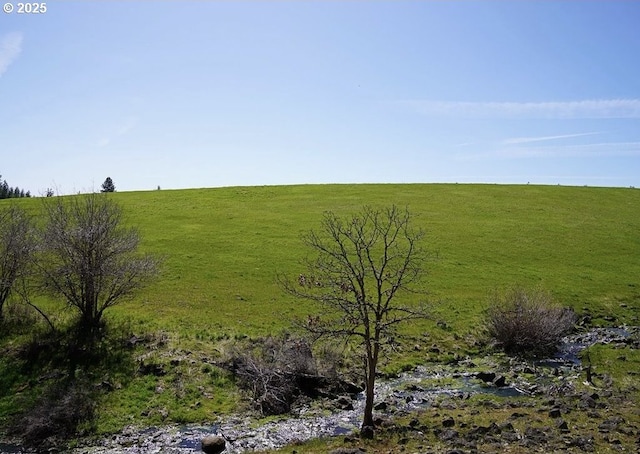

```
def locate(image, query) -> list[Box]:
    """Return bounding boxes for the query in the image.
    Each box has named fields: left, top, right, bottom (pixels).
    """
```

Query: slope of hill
left=111, top=183, right=640, bottom=335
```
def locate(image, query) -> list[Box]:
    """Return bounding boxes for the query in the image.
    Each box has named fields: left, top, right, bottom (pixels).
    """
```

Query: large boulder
left=476, top=371, right=496, bottom=383
left=201, top=435, right=226, bottom=454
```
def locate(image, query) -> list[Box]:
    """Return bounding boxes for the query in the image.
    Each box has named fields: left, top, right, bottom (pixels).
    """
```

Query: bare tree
left=282, top=205, right=430, bottom=438
left=39, top=193, right=159, bottom=334
left=0, top=205, right=36, bottom=322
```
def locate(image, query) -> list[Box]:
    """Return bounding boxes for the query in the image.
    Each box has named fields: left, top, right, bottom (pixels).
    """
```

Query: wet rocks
left=335, top=396, right=354, bottom=411
left=475, top=371, right=508, bottom=387
left=493, top=375, right=507, bottom=387
left=475, top=371, right=496, bottom=383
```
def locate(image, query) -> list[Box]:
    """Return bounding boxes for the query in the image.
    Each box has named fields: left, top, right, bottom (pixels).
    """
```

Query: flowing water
left=76, top=367, right=526, bottom=454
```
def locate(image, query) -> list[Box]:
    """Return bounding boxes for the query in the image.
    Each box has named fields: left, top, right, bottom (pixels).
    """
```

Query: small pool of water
left=546, top=327, right=632, bottom=366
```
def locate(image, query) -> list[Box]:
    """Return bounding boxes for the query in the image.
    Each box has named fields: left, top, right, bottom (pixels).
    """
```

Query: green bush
left=484, top=286, right=576, bottom=358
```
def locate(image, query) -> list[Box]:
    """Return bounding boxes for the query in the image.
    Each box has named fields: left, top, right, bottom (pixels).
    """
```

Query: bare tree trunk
left=361, top=338, right=378, bottom=438
left=361, top=364, right=376, bottom=435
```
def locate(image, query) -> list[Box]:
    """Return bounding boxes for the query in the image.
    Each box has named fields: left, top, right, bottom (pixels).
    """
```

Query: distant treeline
left=0, top=174, right=31, bottom=199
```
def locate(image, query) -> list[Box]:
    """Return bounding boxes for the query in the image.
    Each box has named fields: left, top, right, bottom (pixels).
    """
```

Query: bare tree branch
left=280, top=205, right=431, bottom=437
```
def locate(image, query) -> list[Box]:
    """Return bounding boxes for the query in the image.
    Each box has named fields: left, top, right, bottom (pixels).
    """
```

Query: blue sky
left=1, top=1, right=639, bottom=194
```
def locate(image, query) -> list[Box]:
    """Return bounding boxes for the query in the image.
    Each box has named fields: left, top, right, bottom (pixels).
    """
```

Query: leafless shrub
left=223, top=335, right=318, bottom=415
left=38, top=193, right=161, bottom=335
left=485, top=286, right=576, bottom=358
left=221, top=334, right=362, bottom=416
left=0, top=205, right=36, bottom=323
left=10, top=380, right=96, bottom=449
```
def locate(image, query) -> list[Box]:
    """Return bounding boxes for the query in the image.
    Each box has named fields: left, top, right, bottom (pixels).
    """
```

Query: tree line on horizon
left=0, top=174, right=117, bottom=199
left=0, top=174, right=31, bottom=199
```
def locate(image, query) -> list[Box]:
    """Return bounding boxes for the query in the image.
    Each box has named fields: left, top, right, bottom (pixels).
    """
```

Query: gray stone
left=201, top=435, right=226, bottom=454
left=373, top=401, right=387, bottom=410
left=438, top=428, right=459, bottom=441
left=549, top=407, right=562, bottom=418
left=336, top=395, right=354, bottom=410
left=493, top=375, right=507, bottom=387
left=556, top=419, right=570, bottom=432
left=476, top=371, right=496, bottom=383
left=598, top=416, right=625, bottom=433
left=442, top=417, right=456, bottom=428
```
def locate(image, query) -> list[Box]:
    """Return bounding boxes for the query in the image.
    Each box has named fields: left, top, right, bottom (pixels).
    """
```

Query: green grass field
left=2, top=183, right=639, bottom=439
left=108, top=183, right=640, bottom=335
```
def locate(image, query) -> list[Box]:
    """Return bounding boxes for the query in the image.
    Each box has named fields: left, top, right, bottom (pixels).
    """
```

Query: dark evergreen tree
left=101, top=177, right=115, bottom=193
left=0, top=174, right=32, bottom=199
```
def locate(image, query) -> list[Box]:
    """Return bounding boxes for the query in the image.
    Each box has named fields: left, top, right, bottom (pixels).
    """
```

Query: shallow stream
left=1, top=326, right=634, bottom=453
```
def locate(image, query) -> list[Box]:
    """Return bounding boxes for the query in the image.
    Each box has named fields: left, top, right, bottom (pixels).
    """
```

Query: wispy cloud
left=116, top=116, right=137, bottom=136
left=96, top=116, right=138, bottom=148
left=456, top=142, right=640, bottom=161
left=404, top=99, right=640, bottom=119
left=497, top=142, right=640, bottom=159
left=0, top=32, right=23, bottom=77
left=502, top=132, right=603, bottom=145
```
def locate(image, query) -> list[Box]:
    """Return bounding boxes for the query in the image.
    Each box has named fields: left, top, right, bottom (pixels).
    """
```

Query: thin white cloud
left=456, top=142, right=640, bottom=161
left=96, top=116, right=138, bottom=148
left=404, top=99, right=640, bottom=119
left=502, top=132, right=603, bottom=145
left=116, top=116, right=137, bottom=136
left=498, top=142, right=640, bottom=159
left=96, top=138, right=111, bottom=148
left=0, top=32, right=23, bottom=77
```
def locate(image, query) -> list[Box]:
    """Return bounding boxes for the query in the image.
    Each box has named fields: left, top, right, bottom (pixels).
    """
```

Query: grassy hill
left=2, top=183, right=639, bottom=438
left=109, top=183, right=639, bottom=335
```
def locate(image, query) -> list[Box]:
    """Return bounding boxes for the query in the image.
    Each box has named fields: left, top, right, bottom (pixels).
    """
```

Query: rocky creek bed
left=2, top=326, right=638, bottom=453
